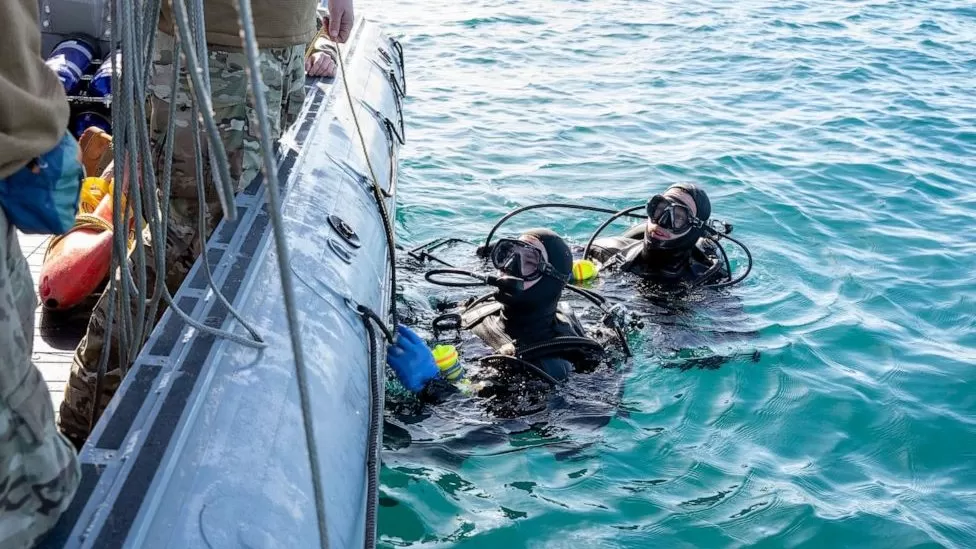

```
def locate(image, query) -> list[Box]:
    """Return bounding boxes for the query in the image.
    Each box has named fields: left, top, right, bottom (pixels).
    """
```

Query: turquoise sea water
left=363, top=0, right=976, bottom=546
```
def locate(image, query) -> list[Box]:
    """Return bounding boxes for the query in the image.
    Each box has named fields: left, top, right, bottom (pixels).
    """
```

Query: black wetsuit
left=401, top=228, right=613, bottom=422
left=419, top=294, right=605, bottom=408
left=590, top=224, right=728, bottom=288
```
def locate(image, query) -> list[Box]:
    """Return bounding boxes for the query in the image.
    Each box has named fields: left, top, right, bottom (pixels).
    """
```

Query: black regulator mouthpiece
left=485, top=274, right=524, bottom=293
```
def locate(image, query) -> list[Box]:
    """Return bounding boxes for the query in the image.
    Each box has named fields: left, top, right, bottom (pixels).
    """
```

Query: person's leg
left=153, top=34, right=245, bottom=289
left=0, top=208, right=80, bottom=547
left=286, top=43, right=313, bottom=122
left=161, top=42, right=307, bottom=304
left=57, top=33, right=225, bottom=447
left=151, top=39, right=307, bottom=282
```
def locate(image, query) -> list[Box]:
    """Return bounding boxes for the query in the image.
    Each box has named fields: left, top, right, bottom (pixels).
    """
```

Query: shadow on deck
left=18, top=232, right=97, bottom=418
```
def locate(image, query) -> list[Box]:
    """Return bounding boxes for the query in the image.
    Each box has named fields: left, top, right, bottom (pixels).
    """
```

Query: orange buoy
left=39, top=192, right=116, bottom=310
left=39, top=143, right=147, bottom=311
left=38, top=165, right=136, bottom=311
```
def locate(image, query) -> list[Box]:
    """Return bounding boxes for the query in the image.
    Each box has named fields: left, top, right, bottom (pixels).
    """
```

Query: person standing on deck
left=58, top=0, right=356, bottom=449
left=0, top=0, right=83, bottom=545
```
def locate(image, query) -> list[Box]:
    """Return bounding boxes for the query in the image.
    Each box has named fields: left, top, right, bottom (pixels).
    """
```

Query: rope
left=91, top=0, right=272, bottom=420
left=357, top=304, right=396, bottom=344
left=140, top=0, right=163, bottom=87
left=43, top=214, right=114, bottom=259
left=116, top=0, right=269, bottom=352
left=582, top=204, right=647, bottom=261
left=119, top=0, right=150, bottom=360
left=391, top=39, right=406, bottom=95
left=108, top=0, right=132, bottom=364
left=234, top=0, right=330, bottom=546
left=144, top=1, right=265, bottom=349
left=130, top=0, right=168, bottom=352
left=304, top=31, right=338, bottom=61
left=170, top=0, right=238, bottom=221
left=142, top=18, right=265, bottom=348
left=141, top=24, right=181, bottom=335
left=90, top=0, right=156, bottom=432
left=363, top=321, right=381, bottom=549
left=190, top=98, right=265, bottom=344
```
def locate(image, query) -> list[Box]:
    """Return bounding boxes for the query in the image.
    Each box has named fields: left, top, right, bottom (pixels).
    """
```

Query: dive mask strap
left=539, top=261, right=570, bottom=284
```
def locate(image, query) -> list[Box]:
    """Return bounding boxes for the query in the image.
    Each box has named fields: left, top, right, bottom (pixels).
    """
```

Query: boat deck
left=18, top=232, right=94, bottom=420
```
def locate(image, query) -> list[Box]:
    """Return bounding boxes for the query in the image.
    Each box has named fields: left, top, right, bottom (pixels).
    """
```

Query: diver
left=572, top=182, right=759, bottom=371
left=585, top=183, right=747, bottom=293
left=386, top=228, right=620, bottom=412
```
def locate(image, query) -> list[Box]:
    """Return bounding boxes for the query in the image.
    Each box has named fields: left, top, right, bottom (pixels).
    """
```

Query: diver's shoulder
left=590, top=236, right=640, bottom=263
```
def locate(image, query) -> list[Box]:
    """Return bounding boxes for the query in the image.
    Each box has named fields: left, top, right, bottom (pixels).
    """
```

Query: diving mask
left=646, top=194, right=702, bottom=234
left=490, top=238, right=569, bottom=283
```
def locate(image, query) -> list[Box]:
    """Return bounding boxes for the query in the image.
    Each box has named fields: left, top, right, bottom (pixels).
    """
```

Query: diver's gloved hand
left=387, top=324, right=439, bottom=393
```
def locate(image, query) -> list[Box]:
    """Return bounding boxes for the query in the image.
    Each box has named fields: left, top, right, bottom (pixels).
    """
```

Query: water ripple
left=372, top=0, right=976, bottom=546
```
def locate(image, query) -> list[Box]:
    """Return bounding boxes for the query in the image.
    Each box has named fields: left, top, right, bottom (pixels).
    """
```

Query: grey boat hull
left=40, top=18, right=404, bottom=549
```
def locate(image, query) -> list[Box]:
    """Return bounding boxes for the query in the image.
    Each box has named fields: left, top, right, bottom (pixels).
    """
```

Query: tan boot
left=78, top=126, right=114, bottom=179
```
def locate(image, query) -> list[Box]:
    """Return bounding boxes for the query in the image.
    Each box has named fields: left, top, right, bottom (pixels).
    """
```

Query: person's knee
left=59, top=356, right=125, bottom=448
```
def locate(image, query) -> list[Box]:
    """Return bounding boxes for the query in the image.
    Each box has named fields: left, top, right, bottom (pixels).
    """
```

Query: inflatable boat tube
left=40, top=18, right=405, bottom=549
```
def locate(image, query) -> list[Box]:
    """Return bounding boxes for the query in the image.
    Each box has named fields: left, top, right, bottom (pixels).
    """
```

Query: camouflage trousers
left=58, top=33, right=306, bottom=449
left=0, top=209, right=80, bottom=548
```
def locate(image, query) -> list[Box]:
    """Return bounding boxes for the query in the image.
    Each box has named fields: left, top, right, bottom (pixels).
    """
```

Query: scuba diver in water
left=584, top=183, right=750, bottom=294
left=577, top=182, right=759, bottom=370
left=387, top=228, right=624, bottom=416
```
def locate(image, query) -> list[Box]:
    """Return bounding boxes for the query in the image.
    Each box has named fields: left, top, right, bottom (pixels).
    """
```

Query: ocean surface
left=361, top=0, right=976, bottom=546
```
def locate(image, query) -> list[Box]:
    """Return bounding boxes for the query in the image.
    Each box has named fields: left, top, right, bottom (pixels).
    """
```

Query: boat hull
left=40, top=18, right=404, bottom=549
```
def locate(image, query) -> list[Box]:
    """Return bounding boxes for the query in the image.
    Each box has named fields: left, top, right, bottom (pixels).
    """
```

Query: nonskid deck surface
left=18, top=232, right=94, bottom=421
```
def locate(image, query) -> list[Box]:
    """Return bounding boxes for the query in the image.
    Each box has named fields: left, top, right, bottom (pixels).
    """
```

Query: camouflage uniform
left=0, top=208, right=80, bottom=548
left=1, top=0, right=81, bottom=542
left=58, top=33, right=307, bottom=449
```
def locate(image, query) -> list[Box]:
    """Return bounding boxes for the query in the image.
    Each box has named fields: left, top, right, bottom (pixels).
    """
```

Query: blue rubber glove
left=387, top=324, right=439, bottom=393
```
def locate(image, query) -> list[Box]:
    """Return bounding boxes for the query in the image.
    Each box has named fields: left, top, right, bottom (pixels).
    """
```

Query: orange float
left=39, top=135, right=139, bottom=310
left=39, top=190, right=116, bottom=310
